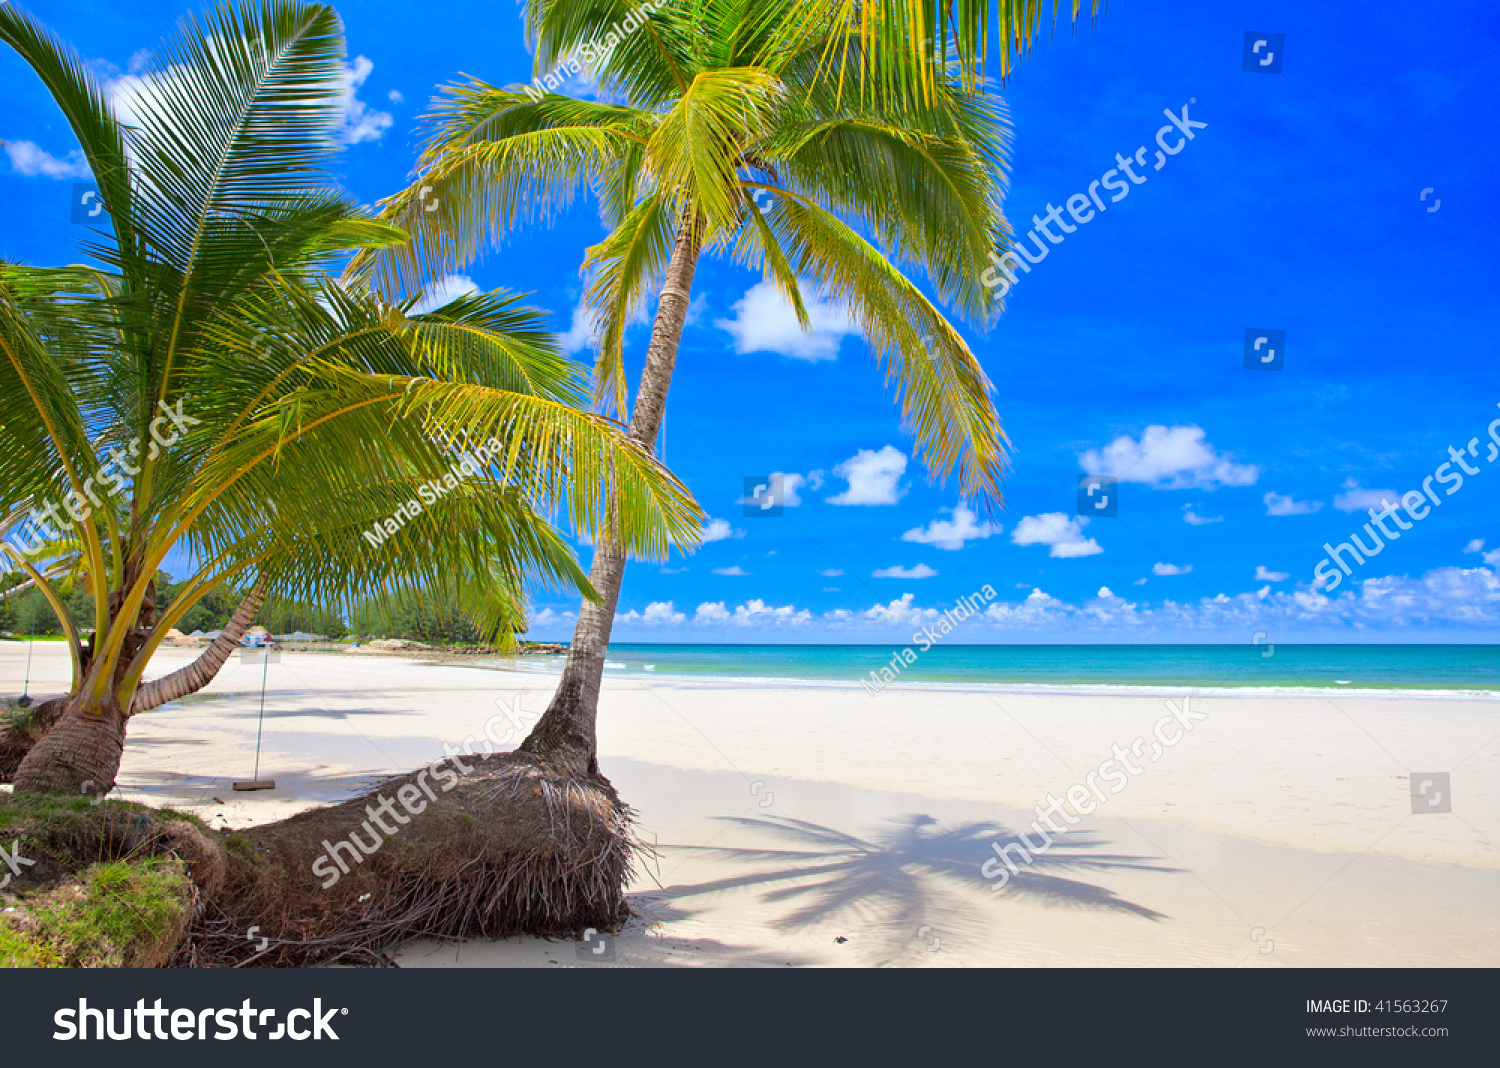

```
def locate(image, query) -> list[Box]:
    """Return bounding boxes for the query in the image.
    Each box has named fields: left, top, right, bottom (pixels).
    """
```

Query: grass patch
left=0, top=856, right=192, bottom=967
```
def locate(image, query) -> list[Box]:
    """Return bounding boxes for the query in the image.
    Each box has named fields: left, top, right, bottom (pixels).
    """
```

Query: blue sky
left=3, top=0, right=1498, bottom=642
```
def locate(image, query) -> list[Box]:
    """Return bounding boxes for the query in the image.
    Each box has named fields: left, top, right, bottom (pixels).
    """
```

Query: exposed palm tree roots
left=2, top=752, right=638, bottom=967
left=175, top=751, right=640, bottom=967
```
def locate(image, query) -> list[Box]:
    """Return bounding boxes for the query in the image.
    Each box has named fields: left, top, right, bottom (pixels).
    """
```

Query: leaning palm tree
left=0, top=0, right=697, bottom=796
left=359, top=0, right=1017, bottom=777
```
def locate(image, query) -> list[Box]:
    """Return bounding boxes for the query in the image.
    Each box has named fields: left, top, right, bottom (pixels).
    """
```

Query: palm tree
left=361, top=0, right=1019, bottom=778
left=775, top=0, right=1107, bottom=105
left=0, top=0, right=698, bottom=796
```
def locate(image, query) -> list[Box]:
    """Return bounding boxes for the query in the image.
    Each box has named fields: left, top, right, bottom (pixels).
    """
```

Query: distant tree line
left=1, top=573, right=503, bottom=643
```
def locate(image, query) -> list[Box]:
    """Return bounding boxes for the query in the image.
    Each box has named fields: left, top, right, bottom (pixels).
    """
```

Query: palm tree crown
left=0, top=0, right=698, bottom=794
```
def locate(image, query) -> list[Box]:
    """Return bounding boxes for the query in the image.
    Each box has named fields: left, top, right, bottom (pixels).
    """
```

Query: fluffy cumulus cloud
left=4, top=141, right=90, bottom=179
left=738, top=472, right=815, bottom=509
left=700, top=518, right=744, bottom=543
left=1010, top=513, right=1103, bottom=558
left=1153, top=562, right=1192, bottom=576
left=1333, top=478, right=1400, bottom=513
left=1255, top=565, right=1290, bottom=582
left=715, top=278, right=860, bottom=361
left=827, top=446, right=907, bottom=505
left=712, top=565, right=750, bottom=576
left=411, top=273, right=479, bottom=314
left=1079, top=425, right=1259, bottom=489
left=694, top=602, right=731, bottom=623
left=902, top=504, right=1001, bottom=550
left=530, top=607, right=577, bottom=628
left=615, top=601, right=686, bottom=626
left=731, top=599, right=813, bottom=626
left=1464, top=539, right=1486, bottom=554
left=872, top=563, right=937, bottom=579
left=556, top=294, right=650, bottom=354
left=336, top=56, right=394, bottom=144
left=1264, top=491, right=1323, bottom=516
left=634, top=562, right=1500, bottom=637
left=1182, top=505, right=1223, bottom=525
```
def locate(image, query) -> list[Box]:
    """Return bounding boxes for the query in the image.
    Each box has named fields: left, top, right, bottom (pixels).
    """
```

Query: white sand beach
left=5, top=642, right=1497, bottom=967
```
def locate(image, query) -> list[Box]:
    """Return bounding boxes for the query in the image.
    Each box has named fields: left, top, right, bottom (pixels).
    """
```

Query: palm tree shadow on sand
left=654, top=815, right=1178, bottom=965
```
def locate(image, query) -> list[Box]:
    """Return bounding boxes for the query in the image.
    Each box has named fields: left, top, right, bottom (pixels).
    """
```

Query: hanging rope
left=251, top=646, right=269, bottom=781
left=234, top=640, right=277, bottom=791
left=18, top=593, right=37, bottom=709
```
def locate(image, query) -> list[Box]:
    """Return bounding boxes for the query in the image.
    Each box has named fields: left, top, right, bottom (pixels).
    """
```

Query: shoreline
left=5, top=643, right=1496, bottom=966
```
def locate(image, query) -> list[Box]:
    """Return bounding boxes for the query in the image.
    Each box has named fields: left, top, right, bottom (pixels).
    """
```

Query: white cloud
left=872, top=563, right=937, bottom=579
left=556, top=294, right=648, bottom=355
left=739, top=472, right=809, bottom=509
left=732, top=599, right=812, bottom=626
left=862, top=593, right=927, bottom=625
left=411, top=273, right=479, bottom=314
left=4, top=141, right=90, bottom=179
left=1133, top=577, right=1149, bottom=585
left=1463, top=539, right=1485, bottom=554
left=691, top=598, right=813, bottom=627
left=337, top=56, right=394, bottom=144
left=715, top=278, right=860, bottom=361
left=1485, top=549, right=1500, bottom=567
left=701, top=518, right=744, bottom=543
left=556, top=299, right=599, bottom=354
left=1153, top=562, right=1192, bottom=576
left=902, top=504, right=1000, bottom=550
left=712, top=565, right=750, bottom=576
left=1182, top=505, right=1222, bottom=525
left=387, top=89, right=404, bottom=104
left=820, top=568, right=844, bottom=577
left=1010, top=513, right=1103, bottom=558
left=615, top=601, right=686, bottom=626
left=1333, top=478, right=1400, bottom=514
left=530, top=607, right=577, bottom=628
left=1264, top=491, right=1323, bottom=516
left=1254, top=566, right=1290, bottom=582
left=827, top=446, right=907, bottom=506
left=1079, top=425, right=1259, bottom=489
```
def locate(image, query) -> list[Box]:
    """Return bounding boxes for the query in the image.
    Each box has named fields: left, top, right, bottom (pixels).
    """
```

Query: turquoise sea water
left=518, top=644, right=1500, bottom=692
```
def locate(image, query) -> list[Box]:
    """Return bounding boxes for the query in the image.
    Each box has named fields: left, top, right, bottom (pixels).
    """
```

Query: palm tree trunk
left=521, top=211, right=702, bottom=775
left=7, top=576, right=270, bottom=793
left=130, top=574, right=270, bottom=714
left=12, top=689, right=128, bottom=796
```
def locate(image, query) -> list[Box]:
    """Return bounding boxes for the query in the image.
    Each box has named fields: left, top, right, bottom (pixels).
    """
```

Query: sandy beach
left=5, top=641, right=1497, bottom=967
